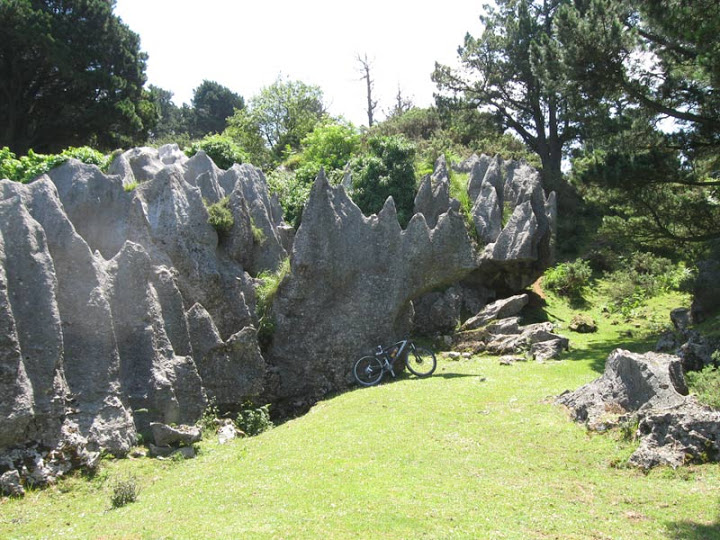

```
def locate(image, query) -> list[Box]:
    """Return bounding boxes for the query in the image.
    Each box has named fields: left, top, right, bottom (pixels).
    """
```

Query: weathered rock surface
left=557, top=349, right=720, bottom=468
left=0, top=146, right=284, bottom=490
left=557, top=349, right=689, bottom=428
left=460, top=294, right=529, bottom=331
left=451, top=294, right=568, bottom=360
left=267, top=171, right=476, bottom=412
left=150, top=422, right=201, bottom=447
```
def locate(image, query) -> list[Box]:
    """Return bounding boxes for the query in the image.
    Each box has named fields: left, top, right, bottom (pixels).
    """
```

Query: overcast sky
left=113, top=0, right=487, bottom=127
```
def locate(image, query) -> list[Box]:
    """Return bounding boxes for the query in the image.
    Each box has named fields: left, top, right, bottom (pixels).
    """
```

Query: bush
left=601, top=252, right=694, bottom=315
left=185, top=134, right=248, bottom=170
left=1, top=146, right=111, bottom=183
left=266, top=169, right=311, bottom=229
left=235, top=402, right=274, bottom=436
left=543, top=260, right=592, bottom=297
left=205, top=197, right=234, bottom=235
left=349, top=135, right=417, bottom=226
left=110, top=474, right=139, bottom=508
left=256, top=258, right=291, bottom=347
left=686, top=364, right=720, bottom=410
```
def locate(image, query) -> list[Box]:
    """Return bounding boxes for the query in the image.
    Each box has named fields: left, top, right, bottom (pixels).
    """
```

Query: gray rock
left=677, top=331, right=717, bottom=372
left=199, top=326, right=266, bottom=409
left=460, top=294, right=529, bottom=331
left=531, top=338, right=567, bottom=361
left=670, top=307, right=691, bottom=331
left=472, top=180, right=502, bottom=245
left=629, top=404, right=720, bottom=469
left=655, top=331, right=679, bottom=353
left=466, top=155, right=493, bottom=201
left=267, top=173, right=476, bottom=411
left=557, top=349, right=689, bottom=428
left=150, top=422, right=201, bottom=447
left=46, top=159, right=130, bottom=259
left=0, top=470, right=24, bottom=497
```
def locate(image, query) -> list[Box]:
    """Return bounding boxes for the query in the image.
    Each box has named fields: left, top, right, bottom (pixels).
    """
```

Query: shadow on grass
left=666, top=504, right=720, bottom=539
left=563, top=336, right=661, bottom=374
left=433, top=373, right=486, bottom=380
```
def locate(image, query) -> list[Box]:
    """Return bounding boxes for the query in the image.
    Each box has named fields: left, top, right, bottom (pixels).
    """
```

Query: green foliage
left=0, top=0, right=154, bottom=154
left=225, top=77, right=327, bottom=167
left=190, top=80, right=244, bottom=138
left=235, top=402, right=274, bottom=437
left=433, top=0, right=590, bottom=193
left=0, top=146, right=110, bottom=183
left=185, top=134, right=248, bottom=170
left=250, top=217, right=266, bottom=245
left=297, top=121, right=360, bottom=173
left=123, top=181, right=139, bottom=193
left=349, top=135, right=417, bottom=226
left=266, top=169, right=312, bottom=229
left=686, top=365, right=720, bottom=410
left=543, top=260, right=593, bottom=298
left=147, top=85, right=192, bottom=143
left=197, top=398, right=220, bottom=436
left=205, top=197, right=234, bottom=235
left=256, top=258, right=291, bottom=346
left=600, top=253, right=694, bottom=316
left=110, top=474, right=139, bottom=509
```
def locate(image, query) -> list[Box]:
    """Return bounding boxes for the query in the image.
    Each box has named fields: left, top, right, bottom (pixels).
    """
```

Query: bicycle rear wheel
left=354, top=356, right=384, bottom=386
left=406, top=347, right=436, bottom=377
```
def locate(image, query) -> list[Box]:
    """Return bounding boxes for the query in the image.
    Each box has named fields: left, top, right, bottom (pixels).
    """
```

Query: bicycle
left=353, top=339, right=437, bottom=386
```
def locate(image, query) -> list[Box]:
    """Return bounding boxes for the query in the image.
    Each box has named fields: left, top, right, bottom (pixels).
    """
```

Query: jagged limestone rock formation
left=266, top=171, right=476, bottom=412
left=413, top=154, right=556, bottom=333
left=0, top=146, right=282, bottom=491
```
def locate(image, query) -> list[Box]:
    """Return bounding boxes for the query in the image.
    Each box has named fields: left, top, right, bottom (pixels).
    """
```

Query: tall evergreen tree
left=0, top=0, right=154, bottom=153
left=433, top=0, right=604, bottom=194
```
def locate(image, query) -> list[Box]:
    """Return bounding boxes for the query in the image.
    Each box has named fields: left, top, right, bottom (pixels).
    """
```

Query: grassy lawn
left=2, top=290, right=719, bottom=539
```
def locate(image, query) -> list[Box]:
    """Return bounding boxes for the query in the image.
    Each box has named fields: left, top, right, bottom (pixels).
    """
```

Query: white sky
left=113, top=0, right=487, bottom=127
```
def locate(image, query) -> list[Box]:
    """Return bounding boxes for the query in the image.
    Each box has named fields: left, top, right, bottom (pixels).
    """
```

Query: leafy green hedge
left=1, top=146, right=110, bottom=183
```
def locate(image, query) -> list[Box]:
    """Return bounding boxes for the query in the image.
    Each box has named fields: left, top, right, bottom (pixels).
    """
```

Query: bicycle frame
left=375, top=339, right=411, bottom=378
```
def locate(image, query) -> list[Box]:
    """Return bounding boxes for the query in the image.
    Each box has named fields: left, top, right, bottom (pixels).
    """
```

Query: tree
left=349, top=135, right=417, bottom=226
left=357, top=54, right=379, bottom=127
left=433, top=0, right=604, bottom=194
left=147, top=85, right=189, bottom=141
left=225, top=77, right=327, bottom=165
left=558, top=0, right=720, bottom=243
left=0, top=0, right=154, bottom=154
left=190, top=80, right=244, bottom=138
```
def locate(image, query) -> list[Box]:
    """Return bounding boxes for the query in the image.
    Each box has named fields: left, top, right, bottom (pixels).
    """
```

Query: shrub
left=110, top=474, right=139, bottom=508
left=601, top=253, right=693, bottom=315
left=1, top=146, right=111, bottom=183
left=349, top=135, right=417, bottom=226
left=267, top=168, right=312, bottom=229
left=185, top=134, right=248, bottom=170
left=197, top=398, right=220, bottom=435
left=543, top=260, right=592, bottom=297
left=686, top=364, right=720, bottom=410
left=256, top=257, right=291, bottom=347
left=205, top=197, right=234, bottom=235
left=235, top=402, right=274, bottom=436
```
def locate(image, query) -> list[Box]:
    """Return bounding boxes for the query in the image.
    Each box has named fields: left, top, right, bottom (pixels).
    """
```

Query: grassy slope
left=2, top=290, right=719, bottom=539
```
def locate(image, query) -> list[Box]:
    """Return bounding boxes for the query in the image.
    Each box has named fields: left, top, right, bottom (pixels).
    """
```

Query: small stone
left=445, top=351, right=461, bottom=360
left=0, top=470, right=25, bottom=497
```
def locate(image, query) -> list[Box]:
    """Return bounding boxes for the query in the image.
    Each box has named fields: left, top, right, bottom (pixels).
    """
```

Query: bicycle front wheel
left=354, top=356, right=384, bottom=386
left=406, top=347, right=437, bottom=377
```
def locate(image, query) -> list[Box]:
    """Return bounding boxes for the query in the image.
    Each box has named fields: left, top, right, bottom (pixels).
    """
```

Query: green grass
left=2, top=289, right=719, bottom=539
